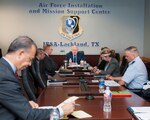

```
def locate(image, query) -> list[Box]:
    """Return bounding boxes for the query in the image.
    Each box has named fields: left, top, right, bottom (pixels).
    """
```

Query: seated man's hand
left=61, top=102, right=75, bottom=116
left=106, top=75, right=113, bottom=80
left=29, top=101, right=39, bottom=109
left=88, top=66, right=93, bottom=70
left=94, top=69, right=101, bottom=74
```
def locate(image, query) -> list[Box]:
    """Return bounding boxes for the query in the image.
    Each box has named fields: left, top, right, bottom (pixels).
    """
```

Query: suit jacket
left=43, top=54, right=57, bottom=76
left=65, top=51, right=85, bottom=64
left=100, top=58, right=120, bottom=77
left=39, top=59, right=48, bottom=86
left=0, top=58, right=52, bottom=120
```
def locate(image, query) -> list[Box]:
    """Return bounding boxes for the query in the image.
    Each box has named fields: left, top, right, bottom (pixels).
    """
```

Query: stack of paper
left=105, top=80, right=120, bottom=87
left=57, top=96, right=79, bottom=107
left=128, top=107, right=150, bottom=120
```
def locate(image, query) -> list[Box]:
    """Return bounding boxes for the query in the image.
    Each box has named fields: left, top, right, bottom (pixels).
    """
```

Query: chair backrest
left=115, top=53, right=120, bottom=63
left=120, top=56, right=128, bottom=75
left=30, top=58, right=46, bottom=88
left=0, top=48, right=2, bottom=58
left=144, top=62, right=150, bottom=80
left=78, top=51, right=84, bottom=55
left=21, top=67, right=37, bottom=101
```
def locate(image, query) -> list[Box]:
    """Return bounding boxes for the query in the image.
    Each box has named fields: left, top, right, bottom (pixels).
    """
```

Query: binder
left=111, top=90, right=132, bottom=97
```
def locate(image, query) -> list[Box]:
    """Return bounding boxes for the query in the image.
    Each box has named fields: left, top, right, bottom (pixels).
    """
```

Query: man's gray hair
left=7, top=36, right=37, bottom=53
left=125, top=46, right=139, bottom=54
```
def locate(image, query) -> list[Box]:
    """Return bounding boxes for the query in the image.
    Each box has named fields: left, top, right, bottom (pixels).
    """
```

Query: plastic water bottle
left=50, top=107, right=60, bottom=120
left=64, top=60, right=68, bottom=69
left=69, top=58, right=72, bottom=66
left=83, top=61, right=87, bottom=69
left=99, top=77, right=105, bottom=93
left=103, top=86, right=112, bottom=112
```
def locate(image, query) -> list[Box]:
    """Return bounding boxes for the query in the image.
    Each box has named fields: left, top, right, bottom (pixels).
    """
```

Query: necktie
left=74, top=55, right=77, bottom=63
left=15, top=72, right=20, bottom=79
left=122, top=61, right=135, bottom=75
left=121, top=63, right=128, bottom=75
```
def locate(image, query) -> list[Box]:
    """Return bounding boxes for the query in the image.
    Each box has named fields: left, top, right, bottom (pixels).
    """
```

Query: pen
left=74, top=104, right=80, bottom=106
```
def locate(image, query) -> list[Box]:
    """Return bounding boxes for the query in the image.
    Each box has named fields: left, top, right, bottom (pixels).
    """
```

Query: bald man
left=65, top=46, right=85, bottom=64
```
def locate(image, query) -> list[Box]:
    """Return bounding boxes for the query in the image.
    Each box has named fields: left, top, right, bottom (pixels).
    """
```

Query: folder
left=111, top=90, right=132, bottom=97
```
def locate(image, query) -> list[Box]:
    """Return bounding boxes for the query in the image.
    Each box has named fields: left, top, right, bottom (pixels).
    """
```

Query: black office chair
left=115, top=53, right=120, bottom=63
left=30, top=58, right=46, bottom=88
left=21, top=67, right=37, bottom=101
left=120, top=56, right=128, bottom=76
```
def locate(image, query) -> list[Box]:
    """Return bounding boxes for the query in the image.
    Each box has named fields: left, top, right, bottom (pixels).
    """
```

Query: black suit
left=65, top=51, right=85, bottom=64
left=39, top=59, right=48, bottom=86
left=43, top=54, right=57, bottom=76
left=0, top=58, right=52, bottom=120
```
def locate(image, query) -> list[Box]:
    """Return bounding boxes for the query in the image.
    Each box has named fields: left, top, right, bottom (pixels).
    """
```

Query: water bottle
left=103, top=86, right=112, bottom=112
left=64, top=60, right=68, bottom=69
left=98, top=77, right=105, bottom=93
left=69, top=58, right=72, bottom=66
left=83, top=61, right=87, bottom=69
left=50, top=107, right=60, bottom=120
left=80, top=60, right=84, bottom=67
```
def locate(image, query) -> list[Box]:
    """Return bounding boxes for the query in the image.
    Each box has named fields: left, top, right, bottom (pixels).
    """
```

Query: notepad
left=128, top=107, right=150, bottom=120
left=71, top=110, right=92, bottom=119
left=91, top=80, right=120, bottom=87
left=105, top=80, right=120, bottom=87
left=112, top=90, right=132, bottom=97
left=57, top=96, right=79, bottom=108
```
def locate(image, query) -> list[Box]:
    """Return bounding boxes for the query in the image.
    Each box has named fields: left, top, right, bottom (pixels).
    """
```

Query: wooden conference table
left=37, top=70, right=150, bottom=119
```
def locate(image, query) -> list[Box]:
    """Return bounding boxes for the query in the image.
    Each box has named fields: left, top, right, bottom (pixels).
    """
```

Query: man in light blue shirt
left=106, top=46, right=148, bottom=89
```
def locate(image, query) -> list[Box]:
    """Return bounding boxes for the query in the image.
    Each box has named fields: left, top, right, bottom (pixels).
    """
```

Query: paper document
left=71, top=110, right=92, bottom=119
left=92, top=80, right=120, bottom=87
left=128, top=107, right=150, bottom=120
left=105, top=80, right=120, bottom=87
left=92, top=80, right=99, bottom=83
left=134, top=113, right=150, bottom=120
left=57, top=96, right=79, bottom=108
left=130, top=107, right=150, bottom=113
left=68, top=64, right=80, bottom=67
left=38, top=106, right=53, bottom=109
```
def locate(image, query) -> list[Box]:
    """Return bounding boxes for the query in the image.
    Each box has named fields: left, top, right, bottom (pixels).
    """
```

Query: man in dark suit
left=43, top=45, right=57, bottom=76
left=65, top=45, right=85, bottom=64
left=0, top=36, right=75, bottom=120
left=35, top=48, right=48, bottom=86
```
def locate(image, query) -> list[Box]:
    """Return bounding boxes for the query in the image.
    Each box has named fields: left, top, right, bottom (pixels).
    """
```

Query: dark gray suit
left=43, top=54, right=57, bottom=76
left=0, top=58, right=52, bottom=120
left=65, top=51, right=85, bottom=64
left=100, top=58, right=120, bottom=76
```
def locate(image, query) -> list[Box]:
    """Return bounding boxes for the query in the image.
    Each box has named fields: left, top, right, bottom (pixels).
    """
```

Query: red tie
left=15, top=72, right=20, bottom=79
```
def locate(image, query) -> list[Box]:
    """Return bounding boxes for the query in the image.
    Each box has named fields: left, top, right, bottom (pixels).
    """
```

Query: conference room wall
left=144, top=0, right=150, bottom=58
left=0, top=0, right=146, bottom=56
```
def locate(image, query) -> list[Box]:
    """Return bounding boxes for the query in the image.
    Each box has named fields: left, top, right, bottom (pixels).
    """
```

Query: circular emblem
left=65, top=17, right=76, bottom=29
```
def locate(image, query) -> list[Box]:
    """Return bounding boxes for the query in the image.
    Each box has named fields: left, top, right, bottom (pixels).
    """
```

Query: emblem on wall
left=59, top=15, right=83, bottom=41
